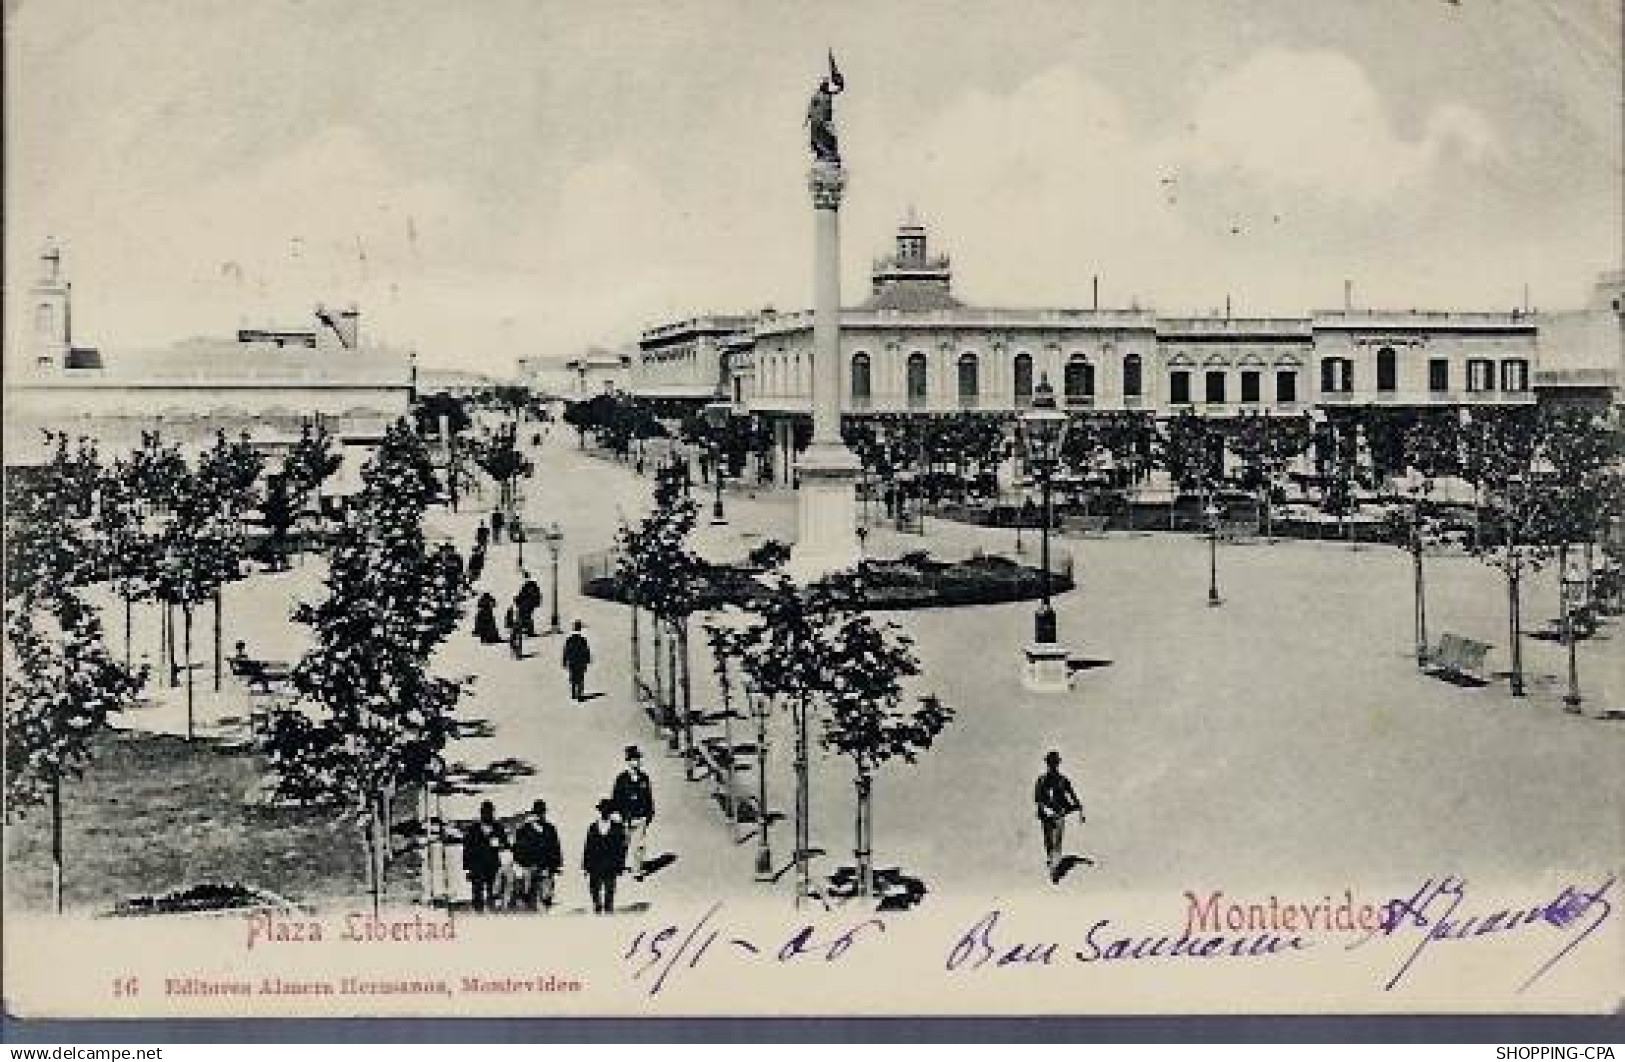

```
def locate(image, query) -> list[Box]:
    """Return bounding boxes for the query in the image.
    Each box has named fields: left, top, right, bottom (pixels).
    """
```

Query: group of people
left=472, top=572, right=545, bottom=658
left=462, top=746, right=656, bottom=915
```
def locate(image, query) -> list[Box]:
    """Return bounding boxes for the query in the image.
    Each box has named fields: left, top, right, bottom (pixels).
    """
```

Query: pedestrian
left=612, top=745, right=655, bottom=880
left=562, top=620, right=592, bottom=700
left=475, top=524, right=491, bottom=550
left=582, top=799, right=628, bottom=914
left=438, top=542, right=465, bottom=588
left=473, top=592, right=502, bottom=644
left=468, top=542, right=487, bottom=585
left=517, top=572, right=542, bottom=637
left=1034, top=750, right=1083, bottom=881
left=491, top=509, right=506, bottom=544
left=462, top=800, right=509, bottom=913
left=505, top=602, right=524, bottom=659
left=512, top=799, right=563, bottom=911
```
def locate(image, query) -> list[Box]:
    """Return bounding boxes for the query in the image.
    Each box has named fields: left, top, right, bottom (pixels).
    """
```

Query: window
left=1467, top=358, right=1494, bottom=392
left=34, top=303, right=53, bottom=335
left=1205, top=370, right=1227, bottom=404
left=851, top=351, right=872, bottom=405
left=1240, top=370, right=1261, bottom=403
left=957, top=351, right=979, bottom=407
left=907, top=351, right=928, bottom=407
left=1320, top=357, right=1352, bottom=393
left=1014, top=351, right=1034, bottom=406
left=1276, top=370, right=1297, bottom=403
left=1501, top=359, right=1529, bottom=392
left=1064, top=356, right=1094, bottom=404
left=1123, top=352, right=1142, bottom=397
left=1170, top=370, right=1191, bottom=405
left=1377, top=347, right=1397, bottom=392
left=1428, top=358, right=1449, bottom=392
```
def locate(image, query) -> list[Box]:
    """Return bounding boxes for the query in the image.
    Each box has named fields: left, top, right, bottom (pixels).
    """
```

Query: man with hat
left=612, top=746, right=656, bottom=880
left=582, top=798, right=628, bottom=914
left=1034, top=750, right=1083, bottom=880
left=511, top=798, right=563, bottom=911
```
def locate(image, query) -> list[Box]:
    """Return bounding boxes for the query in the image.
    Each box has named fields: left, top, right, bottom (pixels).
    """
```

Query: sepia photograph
left=2, top=0, right=1622, bottom=1032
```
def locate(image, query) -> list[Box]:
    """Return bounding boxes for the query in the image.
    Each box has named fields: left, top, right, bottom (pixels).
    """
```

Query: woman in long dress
left=473, top=592, right=502, bottom=644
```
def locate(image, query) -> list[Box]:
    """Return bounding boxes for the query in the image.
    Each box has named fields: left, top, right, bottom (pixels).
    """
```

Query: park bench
left=1064, top=514, right=1111, bottom=537
left=229, top=656, right=292, bottom=695
left=1423, top=632, right=1492, bottom=686
left=694, top=734, right=761, bottom=823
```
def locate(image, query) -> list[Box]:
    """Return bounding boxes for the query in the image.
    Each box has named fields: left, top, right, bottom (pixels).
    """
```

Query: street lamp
left=1507, top=472, right=1527, bottom=698
left=1562, top=562, right=1586, bottom=712
left=1205, top=499, right=1223, bottom=607
left=1019, top=374, right=1068, bottom=646
left=704, top=398, right=731, bottom=525
left=542, top=521, right=564, bottom=635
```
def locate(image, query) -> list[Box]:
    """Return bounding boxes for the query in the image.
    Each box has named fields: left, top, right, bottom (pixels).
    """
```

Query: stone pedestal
left=789, top=161, right=860, bottom=583
left=1022, top=641, right=1071, bottom=693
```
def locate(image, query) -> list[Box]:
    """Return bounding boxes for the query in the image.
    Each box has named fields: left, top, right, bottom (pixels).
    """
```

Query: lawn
left=4, top=729, right=419, bottom=914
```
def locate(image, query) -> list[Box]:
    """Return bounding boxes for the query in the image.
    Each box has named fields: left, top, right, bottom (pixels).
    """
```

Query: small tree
left=268, top=419, right=468, bottom=910
left=4, top=596, right=146, bottom=913
left=818, top=606, right=946, bottom=898
left=284, top=420, right=343, bottom=555
left=1395, top=410, right=1461, bottom=665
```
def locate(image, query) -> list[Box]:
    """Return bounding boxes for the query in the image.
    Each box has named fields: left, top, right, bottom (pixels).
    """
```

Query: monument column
left=788, top=161, right=862, bottom=581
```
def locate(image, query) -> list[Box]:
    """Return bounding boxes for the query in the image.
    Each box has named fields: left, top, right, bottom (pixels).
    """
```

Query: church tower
left=31, top=238, right=71, bottom=370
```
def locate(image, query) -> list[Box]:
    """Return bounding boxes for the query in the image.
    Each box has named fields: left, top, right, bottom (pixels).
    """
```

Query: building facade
left=4, top=243, right=413, bottom=468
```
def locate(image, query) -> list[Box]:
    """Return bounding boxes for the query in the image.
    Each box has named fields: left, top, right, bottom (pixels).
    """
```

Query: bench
left=1423, top=632, right=1492, bottom=685
left=1064, top=514, right=1111, bottom=537
left=694, top=735, right=761, bottom=823
left=230, top=657, right=293, bottom=694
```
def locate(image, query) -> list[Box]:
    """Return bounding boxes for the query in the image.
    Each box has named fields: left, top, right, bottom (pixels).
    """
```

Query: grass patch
left=4, top=729, right=418, bottom=914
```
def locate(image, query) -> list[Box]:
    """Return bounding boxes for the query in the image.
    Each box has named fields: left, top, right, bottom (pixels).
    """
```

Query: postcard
left=4, top=0, right=1622, bottom=1021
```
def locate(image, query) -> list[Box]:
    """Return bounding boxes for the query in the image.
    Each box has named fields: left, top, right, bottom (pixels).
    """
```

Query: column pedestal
left=787, top=443, right=861, bottom=584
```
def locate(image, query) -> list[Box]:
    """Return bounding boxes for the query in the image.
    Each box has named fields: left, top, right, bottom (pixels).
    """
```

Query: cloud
left=1181, top=48, right=1500, bottom=204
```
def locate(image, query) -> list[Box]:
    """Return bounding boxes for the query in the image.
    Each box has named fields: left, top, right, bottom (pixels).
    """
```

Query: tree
left=1539, top=406, right=1616, bottom=620
left=284, top=420, right=344, bottom=556
left=1226, top=413, right=1311, bottom=537
left=1461, top=408, right=1548, bottom=697
left=4, top=435, right=145, bottom=914
left=195, top=431, right=264, bottom=689
left=1157, top=412, right=1222, bottom=528
left=93, top=457, right=159, bottom=669
left=267, top=419, right=468, bottom=911
left=1393, top=409, right=1462, bottom=665
left=817, top=606, right=946, bottom=898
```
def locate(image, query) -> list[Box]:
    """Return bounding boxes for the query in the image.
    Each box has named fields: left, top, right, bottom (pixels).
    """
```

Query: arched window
left=957, top=351, right=979, bottom=408
left=907, top=351, right=928, bottom=408
left=851, top=351, right=872, bottom=407
left=1123, top=352, right=1142, bottom=398
left=1376, top=346, right=1397, bottom=392
left=1064, top=355, right=1095, bottom=405
left=1013, top=351, right=1034, bottom=406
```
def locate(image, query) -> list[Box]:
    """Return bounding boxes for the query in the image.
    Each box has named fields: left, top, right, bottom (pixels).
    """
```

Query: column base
left=1022, top=642, right=1072, bottom=693
left=789, top=443, right=861, bottom=583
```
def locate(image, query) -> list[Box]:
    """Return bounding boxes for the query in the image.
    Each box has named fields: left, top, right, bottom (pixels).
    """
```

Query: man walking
left=516, top=572, right=542, bottom=637
left=462, top=800, right=508, bottom=913
left=1034, top=749, right=1083, bottom=881
left=512, top=799, right=563, bottom=911
left=562, top=620, right=592, bottom=700
left=582, top=799, right=627, bottom=914
left=612, top=746, right=655, bottom=880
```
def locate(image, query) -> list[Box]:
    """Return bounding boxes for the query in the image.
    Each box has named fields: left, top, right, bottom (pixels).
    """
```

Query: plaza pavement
left=102, top=432, right=1624, bottom=913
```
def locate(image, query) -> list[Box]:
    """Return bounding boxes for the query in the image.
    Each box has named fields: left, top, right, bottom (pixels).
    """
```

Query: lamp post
left=1507, top=472, right=1526, bottom=698
left=1020, top=376, right=1068, bottom=645
left=1563, top=562, right=1585, bottom=712
left=752, top=688, right=775, bottom=882
left=1205, top=499, right=1223, bottom=607
left=704, top=398, right=730, bottom=525
left=542, top=521, right=564, bottom=635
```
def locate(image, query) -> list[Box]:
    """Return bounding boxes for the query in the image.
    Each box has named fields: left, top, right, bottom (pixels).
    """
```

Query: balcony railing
left=1065, top=393, right=1096, bottom=409
left=958, top=393, right=980, bottom=410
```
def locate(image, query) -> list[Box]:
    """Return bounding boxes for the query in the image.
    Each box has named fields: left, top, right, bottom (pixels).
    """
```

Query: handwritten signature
left=620, top=875, right=1615, bottom=996
left=1348, top=874, right=1615, bottom=992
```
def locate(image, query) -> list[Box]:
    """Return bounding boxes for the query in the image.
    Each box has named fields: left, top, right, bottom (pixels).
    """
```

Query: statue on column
left=805, top=50, right=845, bottom=164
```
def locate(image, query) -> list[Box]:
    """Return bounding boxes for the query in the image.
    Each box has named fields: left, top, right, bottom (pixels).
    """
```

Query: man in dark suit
left=512, top=799, right=563, bottom=911
left=562, top=621, right=592, bottom=700
left=1034, top=749, right=1083, bottom=881
left=612, top=746, right=655, bottom=880
left=582, top=799, right=627, bottom=914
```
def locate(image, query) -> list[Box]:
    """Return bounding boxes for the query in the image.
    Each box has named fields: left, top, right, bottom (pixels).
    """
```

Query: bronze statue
left=806, top=50, right=845, bottom=164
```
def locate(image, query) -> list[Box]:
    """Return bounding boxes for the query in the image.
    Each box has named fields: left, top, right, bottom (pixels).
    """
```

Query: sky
left=5, top=0, right=1621, bottom=372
